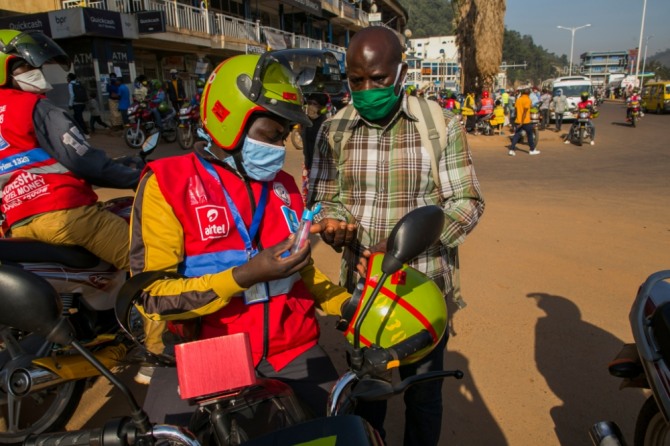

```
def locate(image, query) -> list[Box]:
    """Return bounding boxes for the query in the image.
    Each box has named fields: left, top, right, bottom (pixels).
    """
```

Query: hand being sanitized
left=290, top=203, right=321, bottom=255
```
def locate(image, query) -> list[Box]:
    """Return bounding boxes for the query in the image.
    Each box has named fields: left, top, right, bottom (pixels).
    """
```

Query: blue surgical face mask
left=230, top=136, right=286, bottom=182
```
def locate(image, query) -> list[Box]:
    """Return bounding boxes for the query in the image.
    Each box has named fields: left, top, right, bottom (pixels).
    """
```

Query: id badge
left=243, top=281, right=270, bottom=305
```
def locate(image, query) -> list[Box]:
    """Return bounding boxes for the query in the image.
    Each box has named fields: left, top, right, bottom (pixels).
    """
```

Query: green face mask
left=351, top=85, right=401, bottom=121
left=350, top=64, right=403, bottom=121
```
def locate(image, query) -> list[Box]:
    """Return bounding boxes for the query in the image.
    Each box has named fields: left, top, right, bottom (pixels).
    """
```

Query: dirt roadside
left=76, top=102, right=668, bottom=445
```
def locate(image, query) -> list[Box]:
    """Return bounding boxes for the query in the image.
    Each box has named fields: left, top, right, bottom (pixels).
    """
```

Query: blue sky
left=504, top=0, right=670, bottom=59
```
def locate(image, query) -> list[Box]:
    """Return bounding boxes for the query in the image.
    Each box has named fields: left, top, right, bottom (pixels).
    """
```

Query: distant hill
left=649, top=48, right=670, bottom=67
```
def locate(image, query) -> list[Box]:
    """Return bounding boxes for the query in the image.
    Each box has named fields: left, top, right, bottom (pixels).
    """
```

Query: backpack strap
left=408, top=96, right=466, bottom=309
left=408, top=96, right=446, bottom=188
left=327, top=104, right=358, bottom=161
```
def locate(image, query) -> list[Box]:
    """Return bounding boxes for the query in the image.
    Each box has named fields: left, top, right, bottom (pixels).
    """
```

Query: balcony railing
left=61, top=0, right=347, bottom=53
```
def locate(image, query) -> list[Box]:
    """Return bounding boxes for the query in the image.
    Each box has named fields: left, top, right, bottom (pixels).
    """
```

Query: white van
left=550, top=76, right=594, bottom=120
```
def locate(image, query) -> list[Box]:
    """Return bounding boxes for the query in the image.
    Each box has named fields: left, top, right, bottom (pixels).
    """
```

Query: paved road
left=68, top=101, right=669, bottom=445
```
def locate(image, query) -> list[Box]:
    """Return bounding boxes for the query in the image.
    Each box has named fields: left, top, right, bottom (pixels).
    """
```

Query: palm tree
left=455, top=0, right=506, bottom=94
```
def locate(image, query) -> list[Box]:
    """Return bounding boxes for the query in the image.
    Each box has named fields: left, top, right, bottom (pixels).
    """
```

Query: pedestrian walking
left=551, top=89, right=568, bottom=132
left=508, top=87, right=539, bottom=156
left=87, top=91, right=109, bottom=133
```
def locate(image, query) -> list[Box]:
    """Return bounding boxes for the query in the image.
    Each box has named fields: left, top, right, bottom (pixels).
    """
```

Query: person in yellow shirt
left=461, top=91, right=476, bottom=132
left=507, top=87, right=539, bottom=156
left=491, top=100, right=506, bottom=135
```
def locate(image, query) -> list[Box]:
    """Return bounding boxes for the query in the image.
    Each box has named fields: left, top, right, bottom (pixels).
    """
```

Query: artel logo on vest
left=196, top=205, right=230, bottom=240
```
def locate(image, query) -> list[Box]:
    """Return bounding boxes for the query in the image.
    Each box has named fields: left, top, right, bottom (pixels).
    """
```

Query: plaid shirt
left=308, top=95, right=485, bottom=293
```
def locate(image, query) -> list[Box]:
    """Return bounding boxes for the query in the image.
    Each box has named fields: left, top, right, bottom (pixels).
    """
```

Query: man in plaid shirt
left=308, top=26, right=485, bottom=446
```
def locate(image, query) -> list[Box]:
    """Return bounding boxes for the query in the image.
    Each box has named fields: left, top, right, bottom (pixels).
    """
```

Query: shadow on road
left=528, top=292, right=645, bottom=444
left=442, top=350, right=508, bottom=445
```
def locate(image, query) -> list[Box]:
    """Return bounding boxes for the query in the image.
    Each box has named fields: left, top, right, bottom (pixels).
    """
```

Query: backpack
left=327, top=96, right=445, bottom=186
left=72, top=81, right=88, bottom=103
left=326, top=96, right=465, bottom=308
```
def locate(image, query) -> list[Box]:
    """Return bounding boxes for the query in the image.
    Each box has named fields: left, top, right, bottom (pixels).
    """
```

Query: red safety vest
left=148, top=153, right=320, bottom=370
left=478, top=97, right=494, bottom=115
left=0, top=89, right=97, bottom=227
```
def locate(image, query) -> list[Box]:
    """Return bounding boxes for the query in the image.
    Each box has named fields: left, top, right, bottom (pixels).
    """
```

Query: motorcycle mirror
left=0, top=265, right=75, bottom=345
left=352, top=205, right=444, bottom=353
left=141, top=131, right=159, bottom=156
left=381, top=205, right=445, bottom=275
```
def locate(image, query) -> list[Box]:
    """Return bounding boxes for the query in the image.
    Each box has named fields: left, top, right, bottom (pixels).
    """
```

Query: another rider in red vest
left=129, top=52, right=352, bottom=424
left=0, top=30, right=142, bottom=267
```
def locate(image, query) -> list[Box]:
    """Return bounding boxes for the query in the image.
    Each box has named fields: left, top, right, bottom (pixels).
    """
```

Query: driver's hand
left=356, top=240, right=387, bottom=277
left=232, top=237, right=310, bottom=288
left=310, top=218, right=357, bottom=252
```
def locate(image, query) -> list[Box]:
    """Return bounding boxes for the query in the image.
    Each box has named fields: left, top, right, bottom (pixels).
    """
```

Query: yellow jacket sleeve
left=130, top=172, right=350, bottom=321
left=299, top=261, right=350, bottom=316
left=129, top=172, right=246, bottom=321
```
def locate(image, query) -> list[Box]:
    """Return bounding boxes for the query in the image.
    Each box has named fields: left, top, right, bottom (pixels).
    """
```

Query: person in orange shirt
left=507, top=86, right=539, bottom=156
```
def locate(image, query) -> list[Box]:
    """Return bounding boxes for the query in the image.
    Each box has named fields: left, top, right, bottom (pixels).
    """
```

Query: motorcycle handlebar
left=388, top=330, right=434, bottom=365
left=25, top=420, right=199, bottom=446
left=25, top=427, right=107, bottom=446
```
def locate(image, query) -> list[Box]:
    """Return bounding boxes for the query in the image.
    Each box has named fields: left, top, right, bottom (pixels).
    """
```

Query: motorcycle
left=518, top=107, right=541, bottom=147
left=627, top=100, right=641, bottom=128
left=20, top=205, right=463, bottom=446
left=590, top=271, right=670, bottom=446
left=567, top=108, right=595, bottom=147
left=177, top=102, right=202, bottom=151
left=125, top=101, right=178, bottom=149
left=473, top=112, right=494, bottom=136
left=0, top=135, right=158, bottom=444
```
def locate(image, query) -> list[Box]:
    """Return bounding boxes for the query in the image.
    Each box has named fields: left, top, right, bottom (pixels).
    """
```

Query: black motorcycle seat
left=0, top=238, right=100, bottom=269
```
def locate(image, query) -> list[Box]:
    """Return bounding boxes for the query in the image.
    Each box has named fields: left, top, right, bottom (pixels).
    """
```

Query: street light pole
left=641, top=35, right=652, bottom=86
left=557, top=24, right=591, bottom=76
left=635, top=0, right=648, bottom=86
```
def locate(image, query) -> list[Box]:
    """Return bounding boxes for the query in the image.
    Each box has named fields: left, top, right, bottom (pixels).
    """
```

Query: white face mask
left=13, top=69, right=53, bottom=94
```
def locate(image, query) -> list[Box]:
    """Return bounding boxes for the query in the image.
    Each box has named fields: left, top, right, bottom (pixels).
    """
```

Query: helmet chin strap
left=231, top=149, right=249, bottom=178
left=198, top=127, right=251, bottom=179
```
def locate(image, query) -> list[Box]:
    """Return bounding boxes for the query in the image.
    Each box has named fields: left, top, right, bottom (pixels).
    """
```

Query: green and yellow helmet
left=342, top=253, right=448, bottom=365
left=200, top=50, right=334, bottom=150
left=0, top=30, right=70, bottom=87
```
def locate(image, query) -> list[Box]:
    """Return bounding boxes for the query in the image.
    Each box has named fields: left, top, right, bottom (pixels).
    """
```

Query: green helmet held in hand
left=340, top=252, right=448, bottom=366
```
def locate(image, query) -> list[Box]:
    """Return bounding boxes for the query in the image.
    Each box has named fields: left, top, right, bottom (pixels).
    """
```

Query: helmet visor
left=248, top=49, right=342, bottom=126
left=2, top=31, right=70, bottom=71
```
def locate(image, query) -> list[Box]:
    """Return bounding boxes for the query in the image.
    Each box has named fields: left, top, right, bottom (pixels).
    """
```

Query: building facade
left=579, top=50, right=628, bottom=87
left=0, top=0, right=408, bottom=110
left=407, top=35, right=460, bottom=93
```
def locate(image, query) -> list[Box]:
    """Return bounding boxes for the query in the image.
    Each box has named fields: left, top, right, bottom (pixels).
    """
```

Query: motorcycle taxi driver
left=0, top=30, right=142, bottom=266
left=129, top=51, right=353, bottom=423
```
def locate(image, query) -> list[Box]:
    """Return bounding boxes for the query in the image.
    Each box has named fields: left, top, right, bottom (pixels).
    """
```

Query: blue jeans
left=151, top=108, right=163, bottom=130
left=510, top=123, right=536, bottom=151
left=355, top=333, right=449, bottom=446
